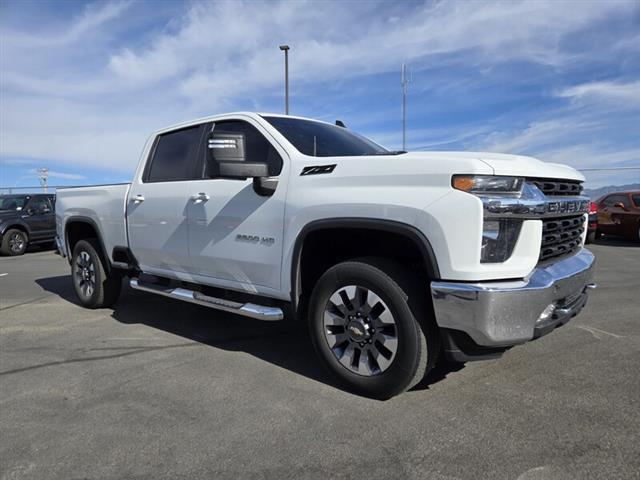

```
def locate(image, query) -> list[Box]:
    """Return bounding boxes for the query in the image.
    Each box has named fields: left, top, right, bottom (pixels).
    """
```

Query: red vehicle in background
left=595, top=191, right=640, bottom=242
left=586, top=201, right=598, bottom=243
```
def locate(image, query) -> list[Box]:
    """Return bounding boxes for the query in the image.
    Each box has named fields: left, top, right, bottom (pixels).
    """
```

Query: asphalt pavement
left=1, top=240, right=639, bottom=479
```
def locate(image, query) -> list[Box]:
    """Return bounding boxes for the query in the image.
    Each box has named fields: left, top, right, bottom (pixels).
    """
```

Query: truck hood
left=398, top=151, right=584, bottom=181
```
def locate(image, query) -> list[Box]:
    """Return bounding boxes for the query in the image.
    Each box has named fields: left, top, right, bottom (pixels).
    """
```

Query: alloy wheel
left=323, top=285, right=399, bottom=376
left=9, top=232, right=25, bottom=253
left=74, top=251, right=96, bottom=298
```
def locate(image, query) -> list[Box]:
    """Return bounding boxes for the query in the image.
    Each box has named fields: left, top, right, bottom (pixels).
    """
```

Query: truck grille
left=539, top=215, right=585, bottom=262
left=530, top=179, right=583, bottom=196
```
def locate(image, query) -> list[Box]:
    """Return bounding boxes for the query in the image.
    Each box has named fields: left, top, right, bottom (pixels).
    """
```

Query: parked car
left=596, top=191, right=640, bottom=242
left=586, top=201, right=598, bottom=243
left=0, top=194, right=56, bottom=256
left=55, top=112, right=596, bottom=398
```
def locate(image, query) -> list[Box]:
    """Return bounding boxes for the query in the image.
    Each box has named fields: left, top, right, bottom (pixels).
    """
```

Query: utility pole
left=37, top=168, right=49, bottom=193
left=401, top=63, right=411, bottom=151
left=279, top=45, right=290, bottom=115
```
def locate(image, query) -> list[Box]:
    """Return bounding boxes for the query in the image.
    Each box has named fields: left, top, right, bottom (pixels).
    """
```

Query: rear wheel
left=308, top=258, right=440, bottom=399
left=586, top=230, right=596, bottom=244
left=0, top=229, right=28, bottom=256
left=72, top=239, right=121, bottom=308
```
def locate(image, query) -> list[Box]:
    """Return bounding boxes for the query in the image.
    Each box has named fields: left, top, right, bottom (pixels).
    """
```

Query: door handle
left=190, top=192, right=210, bottom=203
left=132, top=194, right=145, bottom=204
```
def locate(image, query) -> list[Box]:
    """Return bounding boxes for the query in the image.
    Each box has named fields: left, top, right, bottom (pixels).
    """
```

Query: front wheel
left=72, top=239, right=122, bottom=308
left=308, top=258, right=440, bottom=399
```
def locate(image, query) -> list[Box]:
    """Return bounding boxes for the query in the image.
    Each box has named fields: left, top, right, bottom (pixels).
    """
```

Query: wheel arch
left=290, top=218, right=440, bottom=313
left=0, top=222, right=30, bottom=239
left=64, top=216, right=111, bottom=272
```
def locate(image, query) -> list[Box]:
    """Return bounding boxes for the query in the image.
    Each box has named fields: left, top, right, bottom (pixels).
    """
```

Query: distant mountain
left=584, top=183, right=640, bottom=200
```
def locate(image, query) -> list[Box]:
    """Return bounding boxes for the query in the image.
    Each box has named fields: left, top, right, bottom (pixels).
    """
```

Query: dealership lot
left=1, top=241, right=639, bottom=480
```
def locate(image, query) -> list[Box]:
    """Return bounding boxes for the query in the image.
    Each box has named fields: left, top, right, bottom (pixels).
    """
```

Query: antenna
left=37, top=168, right=49, bottom=193
left=401, top=63, right=411, bottom=151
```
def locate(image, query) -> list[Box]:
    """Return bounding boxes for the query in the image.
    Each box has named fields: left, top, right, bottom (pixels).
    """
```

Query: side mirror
left=25, top=207, right=34, bottom=216
left=613, top=202, right=628, bottom=211
left=207, top=131, right=268, bottom=179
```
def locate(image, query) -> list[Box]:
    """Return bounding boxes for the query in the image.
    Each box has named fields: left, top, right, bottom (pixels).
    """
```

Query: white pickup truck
left=56, top=112, right=595, bottom=398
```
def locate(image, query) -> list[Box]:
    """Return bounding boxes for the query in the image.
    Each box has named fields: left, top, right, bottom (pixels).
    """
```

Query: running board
left=129, top=278, right=284, bottom=321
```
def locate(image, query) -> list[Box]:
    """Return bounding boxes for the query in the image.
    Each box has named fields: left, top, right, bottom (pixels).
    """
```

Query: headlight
left=480, top=219, right=522, bottom=263
left=452, top=175, right=524, bottom=195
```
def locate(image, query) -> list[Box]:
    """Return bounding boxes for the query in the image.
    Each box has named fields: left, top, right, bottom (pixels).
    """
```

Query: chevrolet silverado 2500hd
left=56, top=113, right=596, bottom=398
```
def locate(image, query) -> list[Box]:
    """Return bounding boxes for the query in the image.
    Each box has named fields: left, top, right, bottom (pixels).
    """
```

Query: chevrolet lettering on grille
left=547, top=200, right=590, bottom=214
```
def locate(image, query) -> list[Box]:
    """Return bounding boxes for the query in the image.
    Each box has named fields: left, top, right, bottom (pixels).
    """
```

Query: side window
left=28, top=197, right=52, bottom=214
left=207, top=120, right=283, bottom=178
left=146, top=125, right=205, bottom=182
left=605, top=194, right=630, bottom=208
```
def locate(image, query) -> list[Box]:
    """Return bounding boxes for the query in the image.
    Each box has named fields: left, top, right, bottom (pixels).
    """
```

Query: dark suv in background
left=0, top=194, right=56, bottom=256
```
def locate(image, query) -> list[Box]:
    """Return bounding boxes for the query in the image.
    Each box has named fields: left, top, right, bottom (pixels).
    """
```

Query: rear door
left=127, top=124, right=206, bottom=275
left=186, top=118, right=287, bottom=292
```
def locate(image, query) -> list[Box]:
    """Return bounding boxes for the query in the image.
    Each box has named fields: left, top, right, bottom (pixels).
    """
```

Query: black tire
left=0, top=228, right=28, bottom=256
left=586, top=231, right=596, bottom=244
left=71, top=239, right=121, bottom=308
left=308, top=257, right=440, bottom=399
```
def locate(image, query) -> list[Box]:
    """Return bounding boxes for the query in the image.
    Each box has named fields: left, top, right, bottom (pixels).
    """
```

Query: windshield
left=263, top=116, right=391, bottom=157
left=0, top=195, right=29, bottom=211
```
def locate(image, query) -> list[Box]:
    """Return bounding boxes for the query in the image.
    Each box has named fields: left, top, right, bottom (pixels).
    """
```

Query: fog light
left=537, top=303, right=556, bottom=324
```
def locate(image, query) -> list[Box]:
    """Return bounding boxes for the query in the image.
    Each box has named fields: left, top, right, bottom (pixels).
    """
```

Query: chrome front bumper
left=431, top=249, right=596, bottom=347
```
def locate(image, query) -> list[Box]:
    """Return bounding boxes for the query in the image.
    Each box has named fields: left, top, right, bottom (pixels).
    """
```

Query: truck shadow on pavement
left=36, top=274, right=464, bottom=398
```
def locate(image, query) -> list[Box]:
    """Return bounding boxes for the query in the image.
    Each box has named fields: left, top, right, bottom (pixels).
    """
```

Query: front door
left=598, top=194, right=628, bottom=235
left=25, top=196, right=55, bottom=240
left=127, top=123, right=206, bottom=275
left=186, top=119, right=287, bottom=292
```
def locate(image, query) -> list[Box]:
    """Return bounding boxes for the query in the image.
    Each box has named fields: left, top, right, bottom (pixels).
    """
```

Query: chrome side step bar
left=129, top=278, right=284, bottom=321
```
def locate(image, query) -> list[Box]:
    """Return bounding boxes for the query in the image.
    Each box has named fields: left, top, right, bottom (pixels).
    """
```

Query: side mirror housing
left=207, top=131, right=268, bottom=179
left=219, top=162, right=269, bottom=179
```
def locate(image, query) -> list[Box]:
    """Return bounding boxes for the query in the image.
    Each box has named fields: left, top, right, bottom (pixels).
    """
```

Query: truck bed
left=55, top=183, right=131, bottom=259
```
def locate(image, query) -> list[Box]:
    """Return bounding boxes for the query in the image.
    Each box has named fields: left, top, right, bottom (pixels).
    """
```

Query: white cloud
left=0, top=0, right=638, bottom=186
left=3, top=1, right=131, bottom=48
left=104, top=0, right=634, bottom=100
left=556, top=81, right=640, bottom=107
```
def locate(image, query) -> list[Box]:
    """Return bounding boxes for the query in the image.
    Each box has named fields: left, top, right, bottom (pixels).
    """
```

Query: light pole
left=37, top=168, right=49, bottom=193
left=279, top=45, right=290, bottom=115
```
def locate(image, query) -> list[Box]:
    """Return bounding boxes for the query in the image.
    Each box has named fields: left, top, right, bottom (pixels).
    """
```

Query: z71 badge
left=300, top=164, right=337, bottom=176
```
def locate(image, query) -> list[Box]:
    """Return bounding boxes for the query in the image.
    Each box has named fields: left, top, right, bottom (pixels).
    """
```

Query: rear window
left=0, top=195, right=29, bottom=210
left=146, top=125, right=204, bottom=182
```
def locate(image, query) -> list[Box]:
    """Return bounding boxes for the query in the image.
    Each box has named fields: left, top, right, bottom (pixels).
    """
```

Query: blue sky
left=1, top=0, right=639, bottom=191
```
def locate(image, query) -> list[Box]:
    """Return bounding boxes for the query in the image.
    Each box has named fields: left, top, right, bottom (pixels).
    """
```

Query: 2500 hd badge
left=235, top=234, right=275, bottom=246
